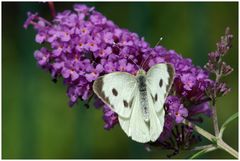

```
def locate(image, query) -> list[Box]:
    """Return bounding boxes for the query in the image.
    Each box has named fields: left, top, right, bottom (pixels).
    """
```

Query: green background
left=2, top=2, right=238, bottom=159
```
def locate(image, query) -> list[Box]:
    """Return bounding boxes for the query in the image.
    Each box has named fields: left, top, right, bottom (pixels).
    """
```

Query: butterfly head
left=136, top=69, right=146, bottom=76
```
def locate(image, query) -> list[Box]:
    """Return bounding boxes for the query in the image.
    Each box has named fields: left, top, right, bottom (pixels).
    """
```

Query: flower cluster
left=205, top=27, right=233, bottom=100
left=24, top=5, right=149, bottom=106
left=103, top=105, right=119, bottom=130
left=24, top=4, right=215, bottom=154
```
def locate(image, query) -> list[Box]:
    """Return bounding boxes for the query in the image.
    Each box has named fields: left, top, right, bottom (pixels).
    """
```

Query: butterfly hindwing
left=147, top=90, right=165, bottom=141
left=119, top=91, right=150, bottom=143
left=146, top=63, right=175, bottom=113
left=93, top=72, right=137, bottom=118
left=119, top=89, right=165, bottom=143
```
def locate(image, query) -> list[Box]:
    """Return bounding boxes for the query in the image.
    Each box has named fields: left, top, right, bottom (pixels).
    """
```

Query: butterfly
left=93, top=63, right=175, bottom=143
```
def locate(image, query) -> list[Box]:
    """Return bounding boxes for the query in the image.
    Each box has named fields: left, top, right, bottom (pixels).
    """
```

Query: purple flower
left=58, top=30, right=71, bottom=42
left=181, top=73, right=196, bottom=91
left=117, top=59, right=135, bottom=73
left=205, top=27, right=233, bottom=73
left=90, top=12, right=107, bottom=25
left=204, top=27, right=233, bottom=100
left=103, top=32, right=114, bottom=44
left=61, top=61, right=79, bottom=81
left=35, top=32, right=46, bottom=43
left=221, top=62, right=233, bottom=76
left=94, top=97, right=104, bottom=108
left=165, top=96, right=188, bottom=123
left=103, top=105, right=118, bottom=130
left=96, top=46, right=112, bottom=58
left=175, top=105, right=188, bottom=123
left=85, top=64, right=103, bottom=82
left=34, top=48, right=50, bottom=66
left=23, top=12, right=38, bottom=29
left=216, top=27, right=233, bottom=56
left=215, top=82, right=231, bottom=97
left=103, top=61, right=117, bottom=73
left=87, top=39, right=99, bottom=52
left=158, top=115, right=174, bottom=142
left=74, top=4, right=94, bottom=13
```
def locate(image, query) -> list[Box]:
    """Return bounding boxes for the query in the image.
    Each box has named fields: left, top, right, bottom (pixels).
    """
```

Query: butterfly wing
left=119, top=90, right=165, bottom=143
left=119, top=91, right=150, bottom=143
left=146, top=63, right=175, bottom=113
left=94, top=64, right=175, bottom=143
left=146, top=63, right=175, bottom=142
left=93, top=72, right=137, bottom=118
left=147, top=90, right=165, bottom=141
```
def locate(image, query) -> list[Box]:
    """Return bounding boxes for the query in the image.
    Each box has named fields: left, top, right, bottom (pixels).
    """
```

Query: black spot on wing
left=145, top=120, right=150, bottom=128
left=123, top=100, right=128, bottom=108
left=155, top=94, right=158, bottom=102
left=151, top=94, right=156, bottom=103
left=112, top=88, right=118, bottom=96
left=159, top=79, right=163, bottom=87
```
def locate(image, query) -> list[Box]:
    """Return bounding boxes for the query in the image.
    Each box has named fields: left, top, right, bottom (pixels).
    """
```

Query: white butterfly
left=93, top=63, right=175, bottom=143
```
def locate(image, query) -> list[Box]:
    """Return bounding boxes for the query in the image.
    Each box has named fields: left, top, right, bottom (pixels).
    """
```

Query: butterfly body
left=93, top=63, right=175, bottom=143
left=136, top=71, right=150, bottom=122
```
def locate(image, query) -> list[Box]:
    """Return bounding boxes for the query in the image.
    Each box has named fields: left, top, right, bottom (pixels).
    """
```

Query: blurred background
left=2, top=2, right=238, bottom=159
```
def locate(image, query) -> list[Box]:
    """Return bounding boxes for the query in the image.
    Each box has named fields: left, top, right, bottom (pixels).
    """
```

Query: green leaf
left=219, top=112, right=238, bottom=138
left=189, top=146, right=217, bottom=159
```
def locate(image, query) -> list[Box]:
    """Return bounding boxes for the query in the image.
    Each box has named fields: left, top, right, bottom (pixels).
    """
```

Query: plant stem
left=183, top=120, right=215, bottom=141
left=183, top=120, right=238, bottom=158
left=192, top=144, right=214, bottom=151
left=212, top=101, right=220, bottom=137
left=218, top=139, right=238, bottom=159
left=212, top=73, right=221, bottom=137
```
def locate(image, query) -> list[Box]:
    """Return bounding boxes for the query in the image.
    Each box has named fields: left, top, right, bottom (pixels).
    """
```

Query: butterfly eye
left=159, top=79, right=163, bottom=87
left=112, top=88, right=118, bottom=96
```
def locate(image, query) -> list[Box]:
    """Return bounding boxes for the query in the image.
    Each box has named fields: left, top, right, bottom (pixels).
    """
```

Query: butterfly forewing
left=93, top=72, right=137, bottom=118
left=146, top=63, right=175, bottom=113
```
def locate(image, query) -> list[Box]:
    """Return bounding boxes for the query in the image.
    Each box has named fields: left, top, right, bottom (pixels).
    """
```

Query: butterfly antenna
left=127, top=56, right=141, bottom=70
left=154, top=36, right=164, bottom=47
left=141, top=36, right=164, bottom=69
left=141, top=53, right=153, bottom=70
left=113, top=42, right=141, bottom=70
left=116, top=53, right=141, bottom=70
